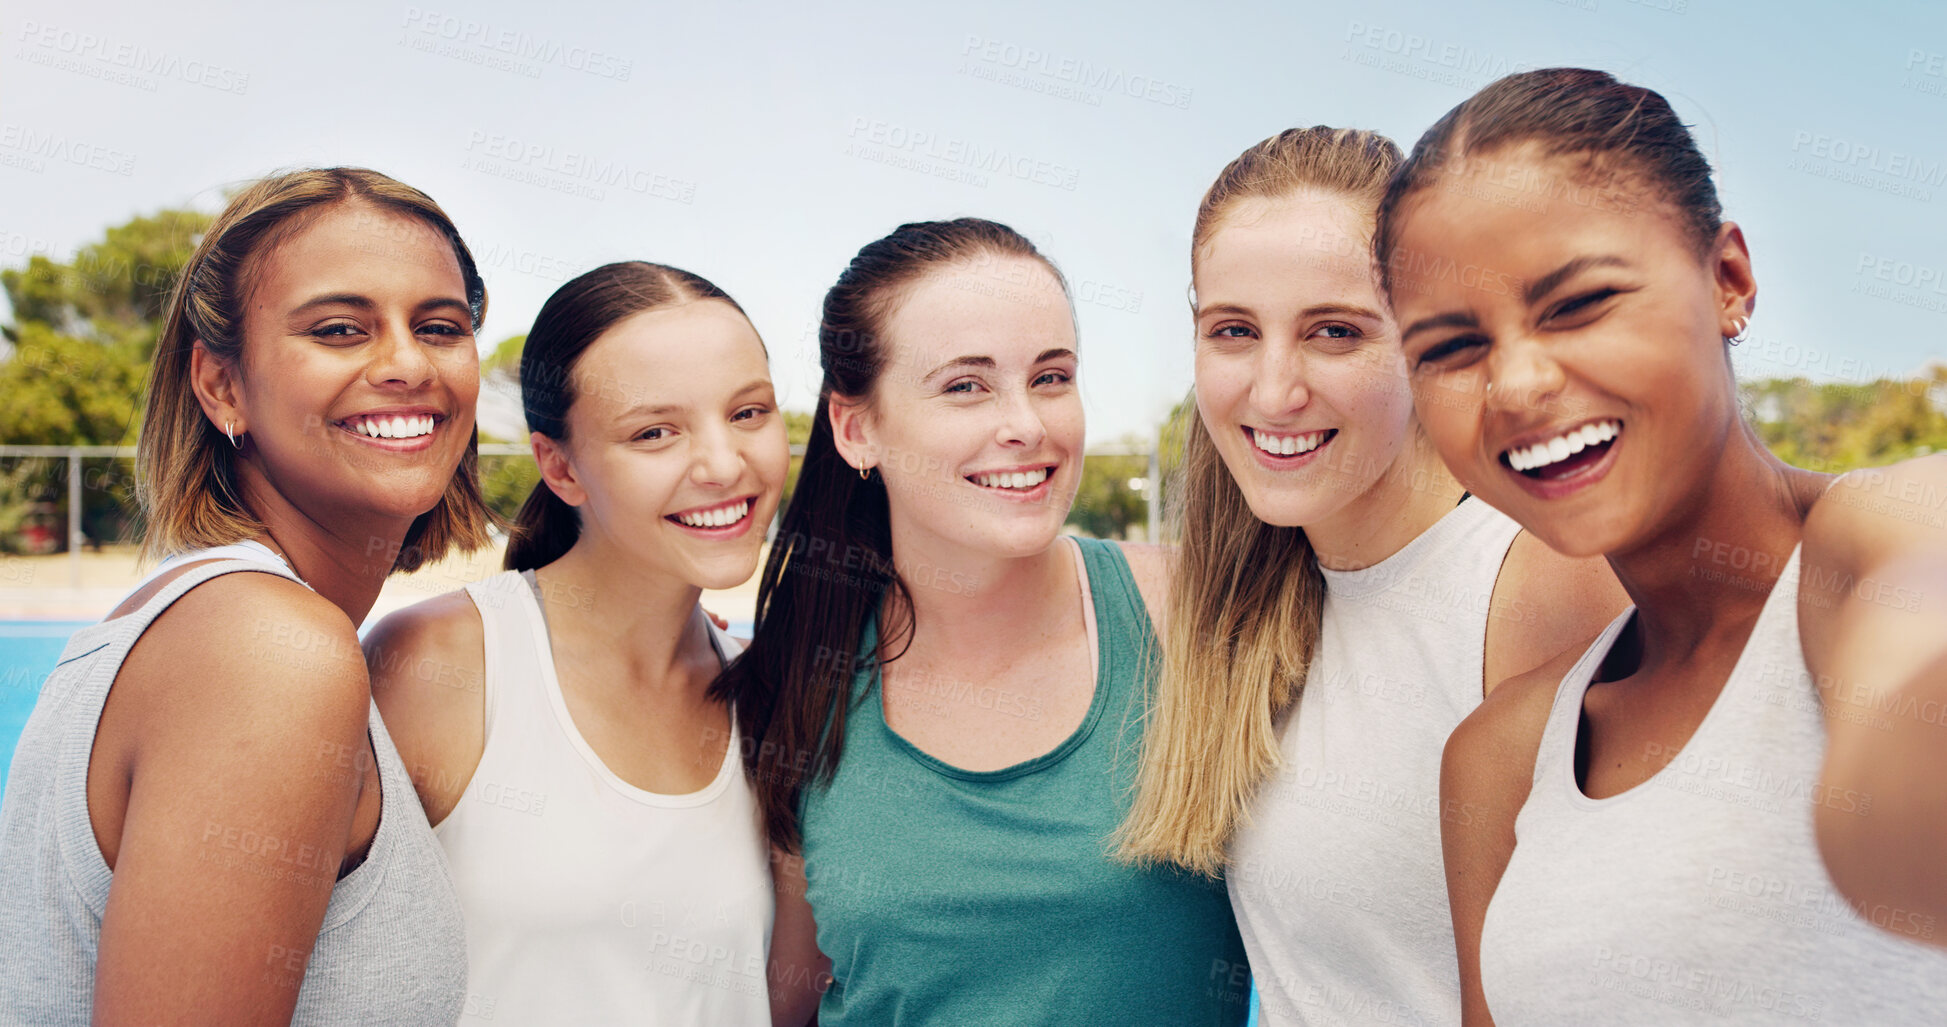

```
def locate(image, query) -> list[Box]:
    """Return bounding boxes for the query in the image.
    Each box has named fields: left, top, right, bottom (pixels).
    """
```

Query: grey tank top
left=0, top=553, right=468, bottom=1024
left=1480, top=545, right=1947, bottom=1024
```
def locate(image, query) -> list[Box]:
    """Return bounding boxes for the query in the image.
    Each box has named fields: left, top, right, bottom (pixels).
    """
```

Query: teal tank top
left=799, top=537, right=1250, bottom=1025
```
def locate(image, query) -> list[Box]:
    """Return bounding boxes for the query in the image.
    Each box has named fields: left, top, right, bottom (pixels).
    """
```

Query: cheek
left=1192, top=351, right=1251, bottom=415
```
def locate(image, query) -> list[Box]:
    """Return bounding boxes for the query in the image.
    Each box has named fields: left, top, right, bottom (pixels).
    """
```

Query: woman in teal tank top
left=716, top=219, right=1249, bottom=1025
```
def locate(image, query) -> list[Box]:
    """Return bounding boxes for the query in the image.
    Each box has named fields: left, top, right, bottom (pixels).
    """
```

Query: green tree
left=0, top=208, right=212, bottom=550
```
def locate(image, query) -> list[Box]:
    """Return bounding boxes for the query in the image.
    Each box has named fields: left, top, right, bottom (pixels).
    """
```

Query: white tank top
left=1228, top=496, right=1521, bottom=1027
left=438, top=570, right=775, bottom=1025
left=1480, top=545, right=1947, bottom=1024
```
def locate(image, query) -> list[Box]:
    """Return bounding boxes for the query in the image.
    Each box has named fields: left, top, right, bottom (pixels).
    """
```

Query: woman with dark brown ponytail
left=1378, top=67, right=1947, bottom=1024
left=363, top=262, right=815, bottom=1024
left=717, top=219, right=1249, bottom=1024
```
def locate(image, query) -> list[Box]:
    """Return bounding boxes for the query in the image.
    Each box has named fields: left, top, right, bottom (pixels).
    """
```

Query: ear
left=1710, top=221, right=1758, bottom=337
left=189, top=340, right=248, bottom=438
left=531, top=431, right=588, bottom=507
left=826, top=392, right=878, bottom=474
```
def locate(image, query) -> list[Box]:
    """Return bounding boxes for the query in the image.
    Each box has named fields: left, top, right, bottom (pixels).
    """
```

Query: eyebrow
left=288, top=293, right=473, bottom=319
left=1524, top=255, right=1629, bottom=306
left=919, top=349, right=1074, bottom=385
left=616, top=380, right=774, bottom=419
left=1197, top=302, right=1384, bottom=322
left=1400, top=310, right=1482, bottom=344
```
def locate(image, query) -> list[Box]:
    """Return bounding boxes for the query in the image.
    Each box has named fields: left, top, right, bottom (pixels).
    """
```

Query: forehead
left=248, top=201, right=464, bottom=305
left=1196, top=192, right=1378, bottom=303
left=572, top=299, right=767, bottom=411
left=1387, top=145, right=1685, bottom=306
left=882, top=256, right=1075, bottom=364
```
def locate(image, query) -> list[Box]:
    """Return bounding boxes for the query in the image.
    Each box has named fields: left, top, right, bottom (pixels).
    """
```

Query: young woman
left=0, top=167, right=490, bottom=1023
left=717, top=219, right=1250, bottom=1024
left=1113, top=128, right=1625, bottom=1026
left=1376, top=68, right=1947, bottom=1023
left=366, top=261, right=819, bottom=1025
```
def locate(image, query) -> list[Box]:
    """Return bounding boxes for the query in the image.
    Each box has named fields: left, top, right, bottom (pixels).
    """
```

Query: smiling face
left=545, top=298, right=788, bottom=590
left=222, top=201, right=480, bottom=539
left=839, top=255, right=1082, bottom=563
left=1193, top=191, right=1415, bottom=529
left=1387, top=142, right=1751, bottom=558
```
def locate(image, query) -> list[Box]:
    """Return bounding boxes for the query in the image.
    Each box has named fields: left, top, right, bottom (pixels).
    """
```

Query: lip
left=1243, top=426, right=1338, bottom=472
left=332, top=407, right=449, bottom=453
left=665, top=495, right=760, bottom=540
left=1498, top=422, right=1622, bottom=501
left=965, top=463, right=1058, bottom=504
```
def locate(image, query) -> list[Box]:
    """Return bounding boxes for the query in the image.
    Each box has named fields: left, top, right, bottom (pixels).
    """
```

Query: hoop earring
left=224, top=421, right=241, bottom=449
left=858, top=464, right=872, bottom=480
left=1728, top=316, right=1750, bottom=346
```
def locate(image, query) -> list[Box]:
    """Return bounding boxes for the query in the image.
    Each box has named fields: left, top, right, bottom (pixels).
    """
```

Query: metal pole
left=68, top=448, right=81, bottom=588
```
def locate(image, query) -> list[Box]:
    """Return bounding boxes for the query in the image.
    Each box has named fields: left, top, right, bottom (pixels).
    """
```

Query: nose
left=994, top=386, right=1048, bottom=450
left=365, top=319, right=438, bottom=391
left=1484, top=334, right=1567, bottom=418
left=689, top=421, right=744, bottom=488
left=1249, top=341, right=1311, bottom=419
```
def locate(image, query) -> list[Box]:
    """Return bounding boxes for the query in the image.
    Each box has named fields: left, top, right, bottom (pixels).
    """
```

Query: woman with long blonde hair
left=1116, top=127, right=1624, bottom=1025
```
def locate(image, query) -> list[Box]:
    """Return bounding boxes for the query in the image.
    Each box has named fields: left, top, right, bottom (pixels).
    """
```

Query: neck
left=1607, top=420, right=1826, bottom=667
left=538, top=529, right=710, bottom=689
left=1306, top=435, right=1465, bottom=572
left=234, top=463, right=405, bottom=626
left=881, top=524, right=1077, bottom=660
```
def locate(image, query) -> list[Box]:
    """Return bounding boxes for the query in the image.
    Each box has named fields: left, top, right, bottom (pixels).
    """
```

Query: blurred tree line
left=4, top=207, right=1944, bottom=552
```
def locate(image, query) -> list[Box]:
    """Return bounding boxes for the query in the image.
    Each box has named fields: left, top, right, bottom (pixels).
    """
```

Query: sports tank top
left=0, top=546, right=467, bottom=1024
left=800, top=536, right=1250, bottom=1026
left=437, top=569, right=773, bottom=1024
left=1228, top=495, right=1522, bottom=1027
left=1480, top=545, right=1947, bottom=1024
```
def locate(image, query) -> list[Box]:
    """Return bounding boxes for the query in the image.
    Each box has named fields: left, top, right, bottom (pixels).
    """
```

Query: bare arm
left=767, top=846, right=830, bottom=1027
left=92, top=580, right=370, bottom=1024
left=1483, top=530, right=1628, bottom=696
left=1442, top=653, right=1570, bottom=1027
left=1803, top=456, right=1947, bottom=948
left=364, top=589, right=488, bottom=828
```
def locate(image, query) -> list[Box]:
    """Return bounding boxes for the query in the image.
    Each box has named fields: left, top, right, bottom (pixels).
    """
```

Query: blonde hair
left=136, top=167, right=493, bottom=573
left=1116, top=127, right=1402, bottom=876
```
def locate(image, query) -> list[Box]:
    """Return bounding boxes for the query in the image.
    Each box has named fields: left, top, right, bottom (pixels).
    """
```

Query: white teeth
left=1505, top=420, right=1620, bottom=473
left=973, top=468, right=1050, bottom=490
left=347, top=414, right=434, bottom=439
left=1251, top=429, right=1327, bottom=457
left=675, top=499, right=750, bottom=528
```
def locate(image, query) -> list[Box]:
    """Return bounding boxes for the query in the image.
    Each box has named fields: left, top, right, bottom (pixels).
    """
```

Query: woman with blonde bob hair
left=1115, top=127, right=1624, bottom=1025
left=0, top=167, right=490, bottom=1024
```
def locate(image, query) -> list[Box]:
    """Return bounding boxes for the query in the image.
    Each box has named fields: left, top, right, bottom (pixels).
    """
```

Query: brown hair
left=137, top=167, right=492, bottom=573
left=1116, top=127, right=1401, bottom=877
left=504, top=261, right=749, bottom=572
left=1375, top=67, right=1723, bottom=296
left=713, top=218, right=1067, bottom=851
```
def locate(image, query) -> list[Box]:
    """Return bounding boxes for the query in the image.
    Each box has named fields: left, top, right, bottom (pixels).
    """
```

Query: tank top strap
left=1528, top=607, right=1636, bottom=797
left=1069, top=536, right=1151, bottom=667
left=461, top=570, right=545, bottom=751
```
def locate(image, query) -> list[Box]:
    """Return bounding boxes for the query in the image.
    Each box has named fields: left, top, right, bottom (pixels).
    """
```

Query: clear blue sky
left=4, top=0, right=1942, bottom=442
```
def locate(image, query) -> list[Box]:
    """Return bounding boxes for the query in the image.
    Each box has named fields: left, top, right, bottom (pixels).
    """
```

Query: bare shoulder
left=1449, top=641, right=1580, bottom=789
left=362, top=587, right=488, bottom=825
left=1485, top=530, right=1627, bottom=692
left=363, top=587, right=487, bottom=701
left=1111, top=540, right=1175, bottom=633
left=1805, top=455, right=1947, bottom=570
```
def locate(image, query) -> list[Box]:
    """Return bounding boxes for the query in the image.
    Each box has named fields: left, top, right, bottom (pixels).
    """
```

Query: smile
left=1502, top=419, right=1621, bottom=479
left=968, top=467, right=1052, bottom=491
left=667, top=497, right=753, bottom=532
left=1248, top=427, right=1334, bottom=457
